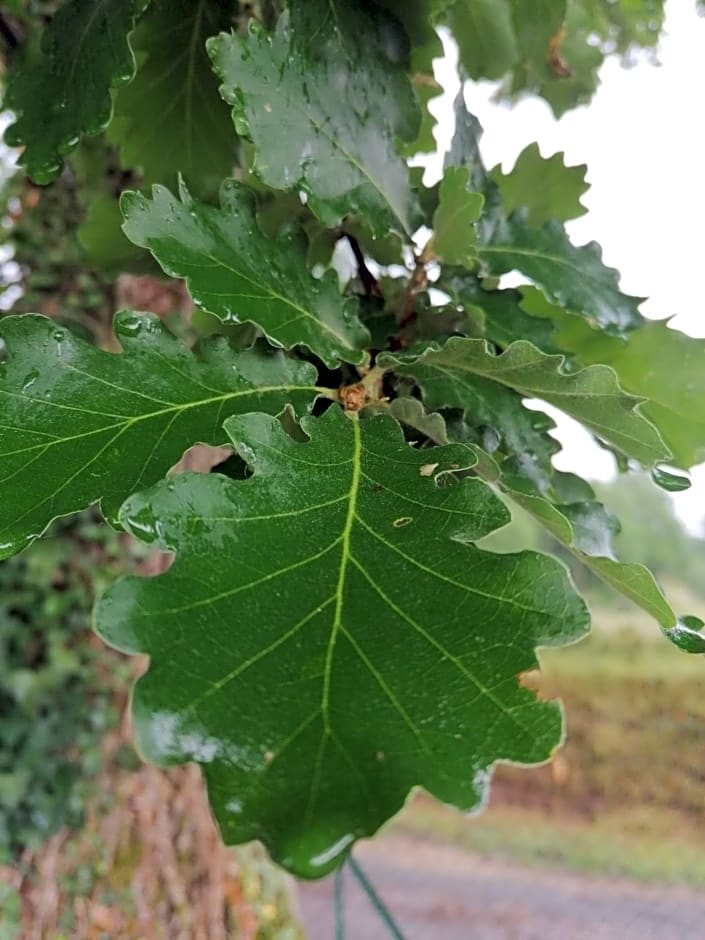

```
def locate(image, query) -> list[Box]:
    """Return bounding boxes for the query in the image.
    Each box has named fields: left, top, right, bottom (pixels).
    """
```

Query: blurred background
left=1, top=1, right=705, bottom=937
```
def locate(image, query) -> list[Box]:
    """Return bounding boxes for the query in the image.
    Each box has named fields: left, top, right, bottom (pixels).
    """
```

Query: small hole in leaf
left=393, top=517, right=412, bottom=528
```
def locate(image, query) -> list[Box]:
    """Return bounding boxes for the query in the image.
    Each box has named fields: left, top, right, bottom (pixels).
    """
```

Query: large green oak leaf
left=0, top=313, right=318, bottom=558
left=208, top=0, right=422, bottom=238
left=3, top=0, right=146, bottom=183
left=95, top=407, right=588, bottom=878
left=121, top=180, right=369, bottom=366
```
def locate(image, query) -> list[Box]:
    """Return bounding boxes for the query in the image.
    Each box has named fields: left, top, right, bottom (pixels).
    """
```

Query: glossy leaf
left=3, top=0, right=145, bottom=183
left=0, top=313, right=318, bottom=557
left=121, top=180, right=369, bottom=366
left=109, top=0, right=235, bottom=199
left=421, top=371, right=562, bottom=495
left=521, top=288, right=705, bottom=468
left=96, top=407, right=588, bottom=878
left=208, top=0, right=422, bottom=237
left=429, top=168, right=484, bottom=266
left=478, top=213, right=645, bottom=335
left=381, top=337, right=669, bottom=467
left=490, top=143, right=588, bottom=227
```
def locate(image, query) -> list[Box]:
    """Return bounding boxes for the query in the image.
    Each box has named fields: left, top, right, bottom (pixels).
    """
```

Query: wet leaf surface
left=96, top=407, right=588, bottom=878
left=122, top=180, right=369, bottom=366
left=0, top=313, right=318, bottom=556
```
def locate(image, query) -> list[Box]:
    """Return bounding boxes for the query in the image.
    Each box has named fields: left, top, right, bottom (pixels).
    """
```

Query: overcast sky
left=426, top=0, right=705, bottom=529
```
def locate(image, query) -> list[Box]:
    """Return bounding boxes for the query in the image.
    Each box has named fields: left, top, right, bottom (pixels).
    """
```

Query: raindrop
left=113, top=64, right=134, bottom=86
left=651, top=466, right=691, bottom=492
left=21, top=369, right=39, bottom=392
left=3, top=125, right=23, bottom=148
left=665, top=615, right=705, bottom=654
left=304, top=833, right=356, bottom=877
left=124, top=506, right=160, bottom=543
left=114, top=314, right=143, bottom=338
left=30, top=162, right=62, bottom=185
left=57, top=134, right=80, bottom=156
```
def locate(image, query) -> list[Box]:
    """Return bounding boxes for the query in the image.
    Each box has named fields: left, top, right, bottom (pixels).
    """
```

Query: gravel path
left=298, top=834, right=705, bottom=939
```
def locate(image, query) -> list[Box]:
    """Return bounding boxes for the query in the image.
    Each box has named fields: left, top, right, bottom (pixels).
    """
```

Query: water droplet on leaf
left=57, top=134, right=80, bottom=156
left=21, top=369, right=39, bottom=392
left=114, top=314, right=143, bottom=338
left=3, top=125, right=23, bottom=148
left=124, top=506, right=160, bottom=543
left=30, top=162, right=62, bottom=185
left=665, top=615, right=705, bottom=654
left=652, top=466, right=691, bottom=492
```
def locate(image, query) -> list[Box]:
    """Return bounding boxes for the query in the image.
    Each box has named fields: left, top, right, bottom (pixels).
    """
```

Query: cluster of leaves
left=0, top=513, right=139, bottom=861
left=1, top=0, right=703, bottom=881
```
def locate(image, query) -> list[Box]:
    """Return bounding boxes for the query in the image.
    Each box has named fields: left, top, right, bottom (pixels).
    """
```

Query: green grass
left=393, top=801, right=705, bottom=886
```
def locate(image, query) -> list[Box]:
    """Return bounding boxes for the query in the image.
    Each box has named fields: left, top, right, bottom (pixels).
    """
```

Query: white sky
left=426, top=0, right=705, bottom=530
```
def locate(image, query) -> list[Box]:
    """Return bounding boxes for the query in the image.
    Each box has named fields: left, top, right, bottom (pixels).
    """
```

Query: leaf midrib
left=321, top=413, right=361, bottom=734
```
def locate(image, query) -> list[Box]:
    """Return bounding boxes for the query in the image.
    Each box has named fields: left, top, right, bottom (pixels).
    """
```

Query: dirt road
left=298, top=835, right=705, bottom=939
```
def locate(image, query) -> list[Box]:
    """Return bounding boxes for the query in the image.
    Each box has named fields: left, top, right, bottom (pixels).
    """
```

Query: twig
left=347, top=856, right=407, bottom=939
left=334, top=865, right=345, bottom=940
left=344, top=233, right=381, bottom=298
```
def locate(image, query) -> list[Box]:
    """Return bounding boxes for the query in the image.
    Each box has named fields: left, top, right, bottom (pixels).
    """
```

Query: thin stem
left=347, top=856, right=407, bottom=940
left=334, top=864, right=345, bottom=940
left=344, top=233, right=381, bottom=298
